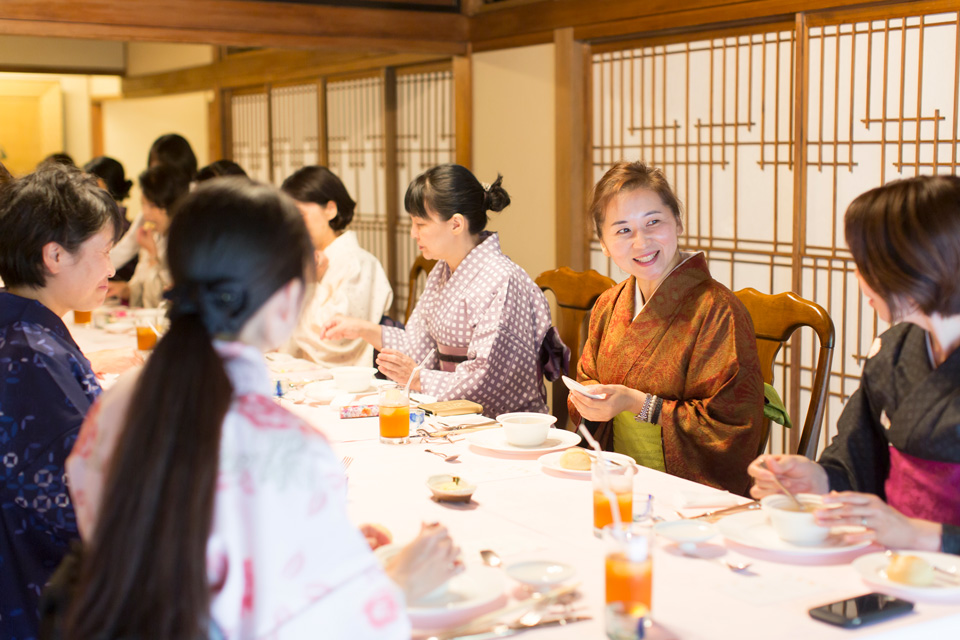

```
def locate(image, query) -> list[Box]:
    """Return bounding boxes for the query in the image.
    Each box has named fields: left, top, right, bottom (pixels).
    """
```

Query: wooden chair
left=734, top=288, right=835, bottom=459
left=536, top=267, right=616, bottom=430
left=405, top=255, right=437, bottom=323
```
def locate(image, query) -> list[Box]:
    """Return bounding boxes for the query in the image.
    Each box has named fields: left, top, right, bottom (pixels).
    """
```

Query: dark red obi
left=885, top=445, right=960, bottom=527
left=436, top=343, right=468, bottom=373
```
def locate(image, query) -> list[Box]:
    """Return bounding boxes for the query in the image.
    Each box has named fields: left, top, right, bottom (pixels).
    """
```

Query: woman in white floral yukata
left=323, top=164, right=567, bottom=418
left=62, top=179, right=460, bottom=640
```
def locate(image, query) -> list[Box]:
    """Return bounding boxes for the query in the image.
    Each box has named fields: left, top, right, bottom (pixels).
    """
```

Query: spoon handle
left=759, top=460, right=805, bottom=509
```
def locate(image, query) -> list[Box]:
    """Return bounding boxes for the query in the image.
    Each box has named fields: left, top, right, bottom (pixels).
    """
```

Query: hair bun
left=483, top=174, right=510, bottom=213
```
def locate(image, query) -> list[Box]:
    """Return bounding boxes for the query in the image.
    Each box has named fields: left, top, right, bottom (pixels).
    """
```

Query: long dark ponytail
left=65, top=179, right=314, bottom=640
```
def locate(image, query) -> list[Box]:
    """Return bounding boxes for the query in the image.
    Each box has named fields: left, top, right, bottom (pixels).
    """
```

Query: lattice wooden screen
left=270, top=84, right=319, bottom=185
left=230, top=91, right=271, bottom=183
left=590, top=5, right=960, bottom=456
left=326, top=76, right=388, bottom=270
left=395, top=69, right=456, bottom=315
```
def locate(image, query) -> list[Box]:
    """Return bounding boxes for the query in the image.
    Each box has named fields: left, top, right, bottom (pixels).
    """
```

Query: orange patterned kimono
left=572, top=253, right=764, bottom=495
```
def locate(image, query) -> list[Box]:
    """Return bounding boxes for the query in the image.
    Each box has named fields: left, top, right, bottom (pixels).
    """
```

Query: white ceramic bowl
left=761, top=493, right=830, bottom=546
left=427, top=474, right=477, bottom=503
left=329, top=366, right=378, bottom=392
left=497, top=412, right=558, bottom=447
left=505, top=560, right=576, bottom=589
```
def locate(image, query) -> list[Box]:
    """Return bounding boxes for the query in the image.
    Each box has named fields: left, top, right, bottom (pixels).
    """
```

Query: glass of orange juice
left=593, top=462, right=635, bottom=535
left=73, top=310, right=93, bottom=324
left=604, top=520, right=654, bottom=639
left=378, top=383, right=410, bottom=444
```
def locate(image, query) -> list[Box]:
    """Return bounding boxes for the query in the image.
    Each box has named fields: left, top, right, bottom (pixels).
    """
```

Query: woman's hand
left=747, top=454, right=829, bottom=498
left=568, top=383, right=643, bottom=423
left=816, top=491, right=944, bottom=550
left=320, top=315, right=383, bottom=350
left=385, top=523, right=462, bottom=602
left=87, top=348, right=143, bottom=377
left=376, top=349, right=420, bottom=391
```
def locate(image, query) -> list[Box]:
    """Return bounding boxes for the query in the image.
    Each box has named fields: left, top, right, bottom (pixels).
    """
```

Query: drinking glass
left=593, top=462, right=635, bottom=535
left=604, top=521, right=654, bottom=639
left=73, top=310, right=92, bottom=324
left=378, top=383, right=410, bottom=444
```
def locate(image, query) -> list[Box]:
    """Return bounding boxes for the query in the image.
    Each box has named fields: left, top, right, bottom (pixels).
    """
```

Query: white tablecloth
left=72, top=321, right=960, bottom=639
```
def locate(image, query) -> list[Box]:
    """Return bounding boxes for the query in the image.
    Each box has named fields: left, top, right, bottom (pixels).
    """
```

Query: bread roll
left=886, top=553, right=935, bottom=586
left=559, top=448, right=592, bottom=471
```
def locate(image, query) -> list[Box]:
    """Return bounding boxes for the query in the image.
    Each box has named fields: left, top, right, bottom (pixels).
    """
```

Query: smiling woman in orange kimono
left=569, top=161, right=764, bottom=495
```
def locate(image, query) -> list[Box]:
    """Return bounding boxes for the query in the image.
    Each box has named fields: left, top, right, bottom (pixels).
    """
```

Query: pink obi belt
left=885, top=445, right=960, bottom=527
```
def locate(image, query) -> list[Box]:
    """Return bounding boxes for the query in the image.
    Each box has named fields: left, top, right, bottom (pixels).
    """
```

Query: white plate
left=717, top=510, right=870, bottom=556
left=467, top=428, right=581, bottom=456
left=303, top=380, right=342, bottom=403
left=853, top=552, right=960, bottom=598
left=654, top=520, right=718, bottom=546
left=408, top=564, right=505, bottom=628
left=505, top=560, right=576, bottom=588
left=538, top=450, right=635, bottom=477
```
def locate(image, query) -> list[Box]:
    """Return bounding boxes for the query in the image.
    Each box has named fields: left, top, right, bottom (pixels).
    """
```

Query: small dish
left=505, top=560, right=576, bottom=589
left=654, top=520, right=718, bottom=551
left=427, top=474, right=476, bottom=503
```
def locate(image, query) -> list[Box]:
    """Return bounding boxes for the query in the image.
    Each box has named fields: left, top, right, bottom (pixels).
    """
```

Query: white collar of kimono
left=323, top=229, right=360, bottom=262
left=924, top=330, right=937, bottom=368
left=633, top=250, right=700, bottom=319
left=212, top=339, right=274, bottom=397
left=437, top=231, right=500, bottom=294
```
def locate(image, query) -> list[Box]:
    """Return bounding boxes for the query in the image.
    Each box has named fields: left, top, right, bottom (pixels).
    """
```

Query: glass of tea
left=603, top=520, right=654, bottom=639
left=73, top=310, right=93, bottom=324
left=593, top=461, right=635, bottom=535
left=378, top=383, right=410, bottom=444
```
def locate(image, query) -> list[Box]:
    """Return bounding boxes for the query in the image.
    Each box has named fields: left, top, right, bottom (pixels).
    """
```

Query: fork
left=340, top=456, right=353, bottom=470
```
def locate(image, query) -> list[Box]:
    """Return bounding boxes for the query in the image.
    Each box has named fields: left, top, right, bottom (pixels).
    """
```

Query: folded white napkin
left=673, top=489, right=743, bottom=509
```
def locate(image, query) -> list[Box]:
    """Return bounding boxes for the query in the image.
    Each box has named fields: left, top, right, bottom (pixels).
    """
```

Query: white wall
left=102, top=92, right=210, bottom=218
left=472, top=44, right=556, bottom=280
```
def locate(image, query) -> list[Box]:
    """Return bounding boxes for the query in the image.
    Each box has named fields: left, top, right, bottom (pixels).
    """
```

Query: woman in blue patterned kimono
left=0, top=165, right=123, bottom=639
left=749, top=175, right=960, bottom=555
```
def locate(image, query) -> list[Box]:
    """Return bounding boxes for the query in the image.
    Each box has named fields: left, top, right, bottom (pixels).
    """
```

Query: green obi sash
left=612, top=411, right=665, bottom=472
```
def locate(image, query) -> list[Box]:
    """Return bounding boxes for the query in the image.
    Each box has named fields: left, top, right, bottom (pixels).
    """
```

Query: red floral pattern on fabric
left=363, top=588, right=401, bottom=629
left=282, top=552, right=305, bottom=579
left=71, top=398, right=102, bottom=459
left=241, top=558, right=255, bottom=614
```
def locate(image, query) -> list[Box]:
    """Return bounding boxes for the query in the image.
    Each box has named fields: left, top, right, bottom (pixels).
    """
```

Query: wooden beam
left=470, top=0, right=911, bottom=48
left=121, top=50, right=451, bottom=97
left=453, top=52, right=473, bottom=169
left=554, top=27, right=588, bottom=271
left=0, top=1, right=467, bottom=48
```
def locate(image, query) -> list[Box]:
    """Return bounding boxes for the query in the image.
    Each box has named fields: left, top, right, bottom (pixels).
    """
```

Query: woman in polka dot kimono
left=323, top=164, right=565, bottom=418
left=63, top=179, right=460, bottom=640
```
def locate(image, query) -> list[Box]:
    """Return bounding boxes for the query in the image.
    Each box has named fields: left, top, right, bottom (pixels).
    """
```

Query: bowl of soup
left=496, top=412, right=558, bottom=447
left=761, top=493, right=830, bottom=545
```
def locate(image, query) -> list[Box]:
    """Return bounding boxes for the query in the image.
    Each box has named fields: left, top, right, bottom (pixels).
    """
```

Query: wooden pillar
left=221, top=89, right=234, bottom=160
left=90, top=100, right=104, bottom=158
left=555, top=27, right=589, bottom=271
left=208, top=87, right=224, bottom=162
left=317, top=77, right=329, bottom=167
left=453, top=50, right=472, bottom=169
left=383, top=67, right=400, bottom=319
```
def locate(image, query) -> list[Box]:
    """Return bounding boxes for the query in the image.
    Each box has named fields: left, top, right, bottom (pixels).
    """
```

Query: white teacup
left=761, top=493, right=830, bottom=546
left=497, top=412, right=558, bottom=446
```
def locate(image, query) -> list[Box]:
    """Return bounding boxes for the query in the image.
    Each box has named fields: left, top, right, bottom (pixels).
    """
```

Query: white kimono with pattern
left=283, top=230, right=393, bottom=368
left=67, top=342, right=409, bottom=640
left=382, top=232, right=553, bottom=418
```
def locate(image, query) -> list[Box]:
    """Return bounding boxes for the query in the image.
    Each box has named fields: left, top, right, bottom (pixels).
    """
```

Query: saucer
left=466, top=428, right=581, bottom=456
left=717, top=510, right=870, bottom=556
left=505, top=560, right=576, bottom=588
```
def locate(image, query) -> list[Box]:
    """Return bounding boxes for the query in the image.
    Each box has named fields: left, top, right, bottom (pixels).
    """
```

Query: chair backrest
left=734, top=288, right=836, bottom=459
left=536, top=267, right=617, bottom=429
left=405, top=255, right=437, bottom=324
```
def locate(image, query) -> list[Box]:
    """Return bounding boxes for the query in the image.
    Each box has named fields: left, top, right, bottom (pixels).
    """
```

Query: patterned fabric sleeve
left=817, top=370, right=891, bottom=496
left=381, top=269, right=439, bottom=368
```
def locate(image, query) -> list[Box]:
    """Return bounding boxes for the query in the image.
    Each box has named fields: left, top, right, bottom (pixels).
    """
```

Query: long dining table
left=71, top=318, right=960, bottom=640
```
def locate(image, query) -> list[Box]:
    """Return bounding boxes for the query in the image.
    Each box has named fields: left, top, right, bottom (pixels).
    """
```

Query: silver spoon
left=424, top=449, right=460, bottom=462
left=759, top=460, right=805, bottom=510
left=480, top=549, right=503, bottom=568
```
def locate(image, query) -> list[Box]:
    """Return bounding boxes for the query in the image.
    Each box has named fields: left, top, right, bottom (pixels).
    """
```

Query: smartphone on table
left=808, top=593, right=914, bottom=628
